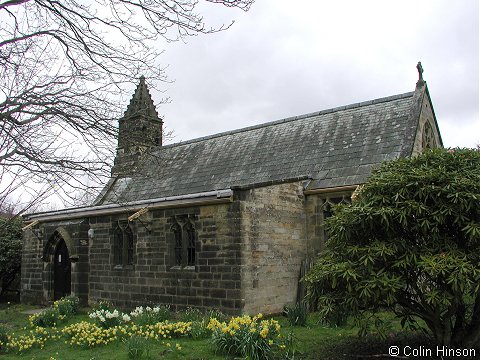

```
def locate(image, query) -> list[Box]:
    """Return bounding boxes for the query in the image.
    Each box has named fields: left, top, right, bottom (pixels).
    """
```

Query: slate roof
left=98, top=90, right=422, bottom=204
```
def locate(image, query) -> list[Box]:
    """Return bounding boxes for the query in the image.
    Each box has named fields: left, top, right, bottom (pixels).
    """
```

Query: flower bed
left=1, top=300, right=293, bottom=358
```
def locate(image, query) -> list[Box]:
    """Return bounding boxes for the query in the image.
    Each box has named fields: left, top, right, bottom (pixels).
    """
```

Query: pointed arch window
left=422, top=121, right=436, bottom=150
left=114, top=221, right=134, bottom=267
left=171, top=217, right=197, bottom=268
left=172, top=222, right=182, bottom=266
left=185, top=222, right=196, bottom=266
left=321, top=196, right=351, bottom=241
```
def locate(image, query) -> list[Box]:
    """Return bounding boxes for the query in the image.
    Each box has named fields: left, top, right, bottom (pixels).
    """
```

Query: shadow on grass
left=308, top=331, right=479, bottom=360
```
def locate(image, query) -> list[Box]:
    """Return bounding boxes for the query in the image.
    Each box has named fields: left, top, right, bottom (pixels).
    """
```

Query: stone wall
left=305, top=194, right=324, bottom=257
left=22, top=182, right=315, bottom=314
left=411, top=93, right=442, bottom=155
left=88, top=202, right=242, bottom=313
left=20, top=220, right=90, bottom=305
left=20, top=227, right=44, bottom=303
left=239, top=181, right=307, bottom=314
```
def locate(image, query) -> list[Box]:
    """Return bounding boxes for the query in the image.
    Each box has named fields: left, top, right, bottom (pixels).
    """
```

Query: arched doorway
left=53, top=239, right=71, bottom=300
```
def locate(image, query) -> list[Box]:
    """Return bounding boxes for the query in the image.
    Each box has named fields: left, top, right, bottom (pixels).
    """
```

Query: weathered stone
left=21, top=74, right=443, bottom=315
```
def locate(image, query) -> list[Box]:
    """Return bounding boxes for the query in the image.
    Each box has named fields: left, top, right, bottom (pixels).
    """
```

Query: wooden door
left=54, top=239, right=71, bottom=300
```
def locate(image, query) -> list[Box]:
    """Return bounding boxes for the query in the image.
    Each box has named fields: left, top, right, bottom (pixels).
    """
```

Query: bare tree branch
left=0, top=0, right=254, bottom=210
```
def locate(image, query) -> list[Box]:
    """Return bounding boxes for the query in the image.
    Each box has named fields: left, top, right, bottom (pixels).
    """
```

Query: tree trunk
left=462, top=321, right=480, bottom=348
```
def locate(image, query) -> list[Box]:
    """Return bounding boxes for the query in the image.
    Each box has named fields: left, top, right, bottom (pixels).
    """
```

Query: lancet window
left=171, top=217, right=197, bottom=268
left=114, top=220, right=134, bottom=267
left=422, top=121, right=436, bottom=150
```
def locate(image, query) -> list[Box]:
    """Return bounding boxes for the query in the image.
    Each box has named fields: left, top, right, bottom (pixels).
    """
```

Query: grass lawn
left=0, top=302, right=454, bottom=360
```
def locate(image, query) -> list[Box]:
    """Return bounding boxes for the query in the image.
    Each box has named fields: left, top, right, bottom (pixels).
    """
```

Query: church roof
left=98, top=88, right=424, bottom=205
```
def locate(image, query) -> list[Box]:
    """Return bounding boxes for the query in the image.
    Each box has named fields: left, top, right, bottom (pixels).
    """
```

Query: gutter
left=303, top=185, right=358, bottom=195
left=24, top=189, right=233, bottom=223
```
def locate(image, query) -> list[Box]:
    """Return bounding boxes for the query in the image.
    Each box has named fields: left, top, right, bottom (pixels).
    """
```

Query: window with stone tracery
left=171, top=217, right=197, bottom=268
left=321, top=195, right=352, bottom=241
left=114, top=220, right=134, bottom=267
left=422, top=121, right=436, bottom=150
left=185, top=222, right=196, bottom=266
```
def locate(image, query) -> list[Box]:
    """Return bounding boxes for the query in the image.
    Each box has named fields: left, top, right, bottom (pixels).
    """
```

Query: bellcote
left=122, top=76, right=161, bottom=121
left=112, top=77, right=163, bottom=176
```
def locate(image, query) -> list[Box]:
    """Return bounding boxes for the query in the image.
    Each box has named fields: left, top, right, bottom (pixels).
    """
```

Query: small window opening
left=114, top=221, right=135, bottom=267
left=171, top=217, right=197, bottom=268
left=172, top=223, right=182, bottom=266
left=186, top=222, right=196, bottom=266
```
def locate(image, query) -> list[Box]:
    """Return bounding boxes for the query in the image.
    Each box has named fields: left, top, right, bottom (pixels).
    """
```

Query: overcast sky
left=150, top=0, right=479, bottom=148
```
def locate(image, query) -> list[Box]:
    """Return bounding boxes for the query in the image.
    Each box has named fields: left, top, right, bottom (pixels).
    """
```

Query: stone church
left=21, top=66, right=442, bottom=314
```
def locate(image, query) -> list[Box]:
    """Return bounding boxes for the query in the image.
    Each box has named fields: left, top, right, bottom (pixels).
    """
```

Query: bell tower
left=112, top=76, right=163, bottom=176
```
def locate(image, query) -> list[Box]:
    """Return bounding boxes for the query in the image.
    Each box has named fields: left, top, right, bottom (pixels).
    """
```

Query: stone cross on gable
left=416, top=61, right=425, bottom=89
left=417, top=61, right=424, bottom=81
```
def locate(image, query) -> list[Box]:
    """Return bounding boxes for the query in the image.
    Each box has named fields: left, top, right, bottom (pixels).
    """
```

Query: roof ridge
left=162, top=91, right=415, bottom=149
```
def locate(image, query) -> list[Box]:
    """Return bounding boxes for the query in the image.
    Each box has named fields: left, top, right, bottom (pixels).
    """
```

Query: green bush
left=319, top=308, right=348, bottom=328
left=283, top=302, right=308, bottom=326
left=28, top=296, right=79, bottom=328
left=304, top=148, right=480, bottom=347
left=54, top=295, right=80, bottom=316
left=30, top=307, right=61, bottom=327
left=313, top=304, right=348, bottom=327
left=0, top=217, right=22, bottom=298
